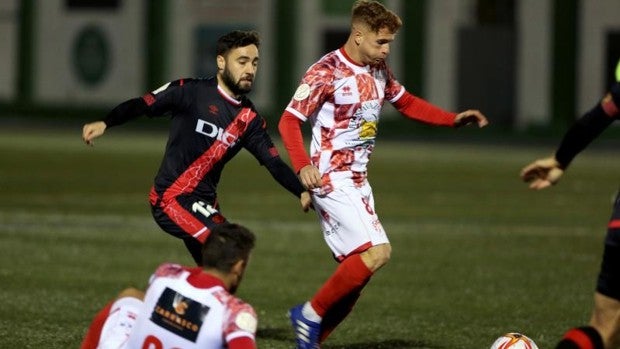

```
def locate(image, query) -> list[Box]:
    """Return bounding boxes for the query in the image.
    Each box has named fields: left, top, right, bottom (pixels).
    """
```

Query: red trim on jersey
left=278, top=111, right=311, bottom=173
left=149, top=186, right=159, bottom=206
left=186, top=268, right=227, bottom=289
left=158, top=108, right=256, bottom=241
left=339, top=47, right=364, bottom=67
left=162, top=108, right=256, bottom=202
left=393, top=91, right=456, bottom=127
left=563, top=328, right=595, bottom=349
left=179, top=78, right=184, bottom=86
left=142, top=93, right=156, bottom=106
left=229, top=336, right=257, bottom=349
left=608, top=219, right=620, bottom=229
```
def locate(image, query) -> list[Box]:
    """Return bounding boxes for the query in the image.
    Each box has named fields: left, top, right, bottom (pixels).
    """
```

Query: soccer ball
left=490, top=333, right=539, bottom=349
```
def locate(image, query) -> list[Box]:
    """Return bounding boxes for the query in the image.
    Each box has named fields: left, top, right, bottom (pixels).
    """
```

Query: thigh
left=152, top=195, right=227, bottom=242
left=597, top=192, right=620, bottom=300
left=312, top=183, right=389, bottom=260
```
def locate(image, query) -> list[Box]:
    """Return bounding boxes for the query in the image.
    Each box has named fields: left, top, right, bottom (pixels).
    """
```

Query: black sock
left=555, top=326, right=604, bottom=349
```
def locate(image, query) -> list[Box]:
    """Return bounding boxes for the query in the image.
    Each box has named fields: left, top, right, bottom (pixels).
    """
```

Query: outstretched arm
left=392, top=91, right=488, bottom=128
left=454, top=110, right=489, bottom=128
left=521, top=83, right=620, bottom=190
left=520, top=156, right=564, bottom=190
left=82, top=97, right=149, bottom=146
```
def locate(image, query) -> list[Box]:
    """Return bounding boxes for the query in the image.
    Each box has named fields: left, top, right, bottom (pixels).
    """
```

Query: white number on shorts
left=191, top=201, right=218, bottom=218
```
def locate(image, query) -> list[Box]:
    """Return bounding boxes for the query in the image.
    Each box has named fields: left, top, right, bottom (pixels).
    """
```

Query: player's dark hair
left=216, top=30, right=260, bottom=57
left=201, top=223, right=256, bottom=273
left=351, top=0, right=402, bottom=34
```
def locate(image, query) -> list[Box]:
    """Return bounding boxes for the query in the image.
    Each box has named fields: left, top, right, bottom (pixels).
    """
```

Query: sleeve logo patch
left=293, top=84, right=311, bottom=101
left=235, top=311, right=258, bottom=333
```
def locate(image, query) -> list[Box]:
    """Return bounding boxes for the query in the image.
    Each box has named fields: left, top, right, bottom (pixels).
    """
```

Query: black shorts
left=596, top=192, right=620, bottom=300
left=151, top=193, right=227, bottom=265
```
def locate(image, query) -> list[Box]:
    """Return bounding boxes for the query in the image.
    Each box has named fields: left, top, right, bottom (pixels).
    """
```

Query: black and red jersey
left=104, top=77, right=304, bottom=205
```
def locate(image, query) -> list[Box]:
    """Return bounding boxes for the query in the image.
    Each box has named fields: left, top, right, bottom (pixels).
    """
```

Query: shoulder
left=225, top=297, right=258, bottom=334
left=152, top=263, right=190, bottom=279
left=304, top=51, right=340, bottom=80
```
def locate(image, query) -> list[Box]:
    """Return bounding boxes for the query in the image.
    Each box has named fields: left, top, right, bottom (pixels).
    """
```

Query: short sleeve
left=224, top=300, right=258, bottom=344
left=285, top=63, right=334, bottom=121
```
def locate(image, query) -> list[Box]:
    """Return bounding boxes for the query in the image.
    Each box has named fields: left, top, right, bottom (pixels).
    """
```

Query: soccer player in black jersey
left=82, top=30, right=311, bottom=265
left=521, top=60, right=620, bottom=349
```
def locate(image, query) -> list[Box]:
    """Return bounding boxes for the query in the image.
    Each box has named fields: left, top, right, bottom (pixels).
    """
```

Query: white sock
left=301, top=301, right=322, bottom=323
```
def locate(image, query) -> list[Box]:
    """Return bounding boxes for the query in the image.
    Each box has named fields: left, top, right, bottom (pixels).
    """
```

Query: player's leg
left=592, top=192, right=620, bottom=348
left=590, top=292, right=620, bottom=348
left=290, top=184, right=388, bottom=347
left=81, top=288, right=144, bottom=349
left=81, top=301, right=115, bottom=349
left=555, top=326, right=604, bottom=349
left=151, top=194, right=227, bottom=265
left=556, top=192, right=620, bottom=349
left=318, top=283, right=364, bottom=343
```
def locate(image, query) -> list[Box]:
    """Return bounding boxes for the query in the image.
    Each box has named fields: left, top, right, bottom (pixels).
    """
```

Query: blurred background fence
left=1, top=0, right=619, bottom=134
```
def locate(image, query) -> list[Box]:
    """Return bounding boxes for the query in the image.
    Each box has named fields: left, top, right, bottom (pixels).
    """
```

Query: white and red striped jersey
left=124, top=263, right=257, bottom=349
left=281, top=47, right=457, bottom=194
left=285, top=48, right=405, bottom=193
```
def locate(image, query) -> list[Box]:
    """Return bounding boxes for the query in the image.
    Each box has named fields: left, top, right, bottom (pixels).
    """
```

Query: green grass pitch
left=0, top=126, right=617, bottom=348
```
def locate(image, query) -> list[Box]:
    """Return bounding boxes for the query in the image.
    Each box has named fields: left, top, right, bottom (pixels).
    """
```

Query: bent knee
left=361, top=244, right=391, bottom=272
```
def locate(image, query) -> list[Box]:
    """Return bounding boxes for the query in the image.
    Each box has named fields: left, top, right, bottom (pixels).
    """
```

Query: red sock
left=310, top=254, right=372, bottom=317
left=80, top=301, right=114, bottom=349
left=319, top=288, right=363, bottom=343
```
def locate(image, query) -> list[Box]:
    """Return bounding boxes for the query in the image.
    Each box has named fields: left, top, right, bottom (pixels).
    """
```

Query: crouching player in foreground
left=521, top=61, right=620, bottom=349
left=80, top=223, right=258, bottom=349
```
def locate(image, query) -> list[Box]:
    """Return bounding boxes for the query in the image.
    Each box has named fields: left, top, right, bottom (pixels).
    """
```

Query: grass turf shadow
left=257, top=328, right=443, bottom=349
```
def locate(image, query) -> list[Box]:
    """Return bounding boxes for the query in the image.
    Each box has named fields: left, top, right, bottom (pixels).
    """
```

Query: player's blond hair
left=351, top=0, right=402, bottom=34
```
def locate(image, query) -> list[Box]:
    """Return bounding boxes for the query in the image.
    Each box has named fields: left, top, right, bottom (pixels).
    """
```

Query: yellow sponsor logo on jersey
left=359, top=120, right=377, bottom=139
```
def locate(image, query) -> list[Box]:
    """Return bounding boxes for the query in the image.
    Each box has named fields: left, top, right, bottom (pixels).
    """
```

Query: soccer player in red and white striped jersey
left=278, top=1, right=488, bottom=348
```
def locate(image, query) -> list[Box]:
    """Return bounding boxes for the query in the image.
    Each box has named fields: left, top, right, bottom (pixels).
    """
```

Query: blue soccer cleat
left=288, top=304, right=321, bottom=349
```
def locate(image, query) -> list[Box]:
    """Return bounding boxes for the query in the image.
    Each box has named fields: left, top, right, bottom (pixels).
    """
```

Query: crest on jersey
left=150, top=288, right=210, bottom=342
left=235, top=311, right=258, bottom=333
left=293, top=83, right=311, bottom=101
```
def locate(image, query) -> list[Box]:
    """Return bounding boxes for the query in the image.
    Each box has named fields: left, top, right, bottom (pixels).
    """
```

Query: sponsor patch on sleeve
left=235, top=311, right=257, bottom=333
left=293, top=84, right=311, bottom=101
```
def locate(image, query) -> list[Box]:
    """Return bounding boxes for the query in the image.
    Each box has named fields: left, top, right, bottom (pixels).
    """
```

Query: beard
left=221, top=68, right=253, bottom=96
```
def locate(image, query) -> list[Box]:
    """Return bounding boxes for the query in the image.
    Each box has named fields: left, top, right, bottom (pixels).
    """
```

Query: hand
left=299, top=191, right=313, bottom=212
left=520, top=156, right=564, bottom=190
left=82, top=121, right=107, bottom=146
left=298, top=165, right=322, bottom=190
left=454, top=110, right=488, bottom=128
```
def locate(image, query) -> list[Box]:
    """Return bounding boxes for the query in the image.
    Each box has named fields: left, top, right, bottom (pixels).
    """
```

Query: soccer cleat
left=288, top=304, right=321, bottom=349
